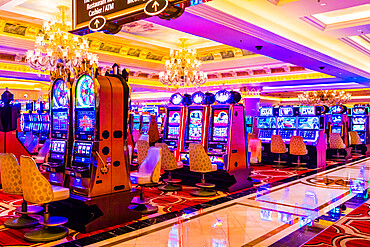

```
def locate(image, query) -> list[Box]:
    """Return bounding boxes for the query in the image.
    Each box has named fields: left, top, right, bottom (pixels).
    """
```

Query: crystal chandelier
left=298, top=90, right=351, bottom=105
left=159, top=38, right=207, bottom=88
left=26, top=6, right=98, bottom=74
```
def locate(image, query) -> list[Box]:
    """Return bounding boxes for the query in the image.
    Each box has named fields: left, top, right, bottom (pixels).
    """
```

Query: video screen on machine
left=298, top=117, right=319, bottom=130
left=353, top=107, right=366, bottom=115
left=212, top=109, right=229, bottom=142
left=132, top=123, right=140, bottom=130
left=41, top=114, right=49, bottom=122
left=257, top=117, right=276, bottom=129
left=352, top=117, right=366, bottom=125
left=31, top=114, right=39, bottom=122
left=188, top=110, right=203, bottom=141
left=299, top=106, right=315, bottom=116
left=132, top=114, right=140, bottom=122
left=259, top=107, right=274, bottom=117
left=331, top=126, right=342, bottom=134
left=332, top=115, right=342, bottom=124
left=51, top=140, right=66, bottom=153
left=76, top=110, right=95, bottom=136
left=353, top=125, right=365, bottom=131
left=32, top=123, right=39, bottom=132
left=279, top=107, right=294, bottom=116
left=142, top=115, right=150, bottom=123
left=166, top=110, right=181, bottom=139
left=74, top=142, right=92, bottom=156
left=277, top=117, right=296, bottom=129
left=298, top=130, right=316, bottom=140
left=42, top=123, right=49, bottom=132
left=52, top=111, right=69, bottom=132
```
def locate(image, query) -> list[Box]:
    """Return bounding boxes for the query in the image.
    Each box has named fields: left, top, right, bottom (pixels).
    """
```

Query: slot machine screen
left=298, top=117, right=319, bottom=130
left=299, top=106, right=315, bottom=116
left=212, top=109, right=229, bottom=142
left=331, top=126, right=342, bottom=134
left=332, top=115, right=342, bottom=124
left=32, top=123, right=39, bottom=132
left=50, top=140, right=66, bottom=160
left=76, top=110, right=95, bottom=137
left=277, top=117, right=296, bottom=129
left=132, top=123, right=140, bottom=130
left=41, top=114, right=50, bottom=122
left=259, top=107, right=273, bottom=117
left=73, top=142, right=93, bottom=164
left=187, top=110, right=203, bottom=141
left=31, top=114, right=39, bottom=122
left=166, top=110, right=181, bottom=139
left=132, top=114, right=140, bottom=123
left=353, top=125, right=365, bottom=131
left=42, top=123, right=49, bottom=132
left=52, top=111, right=69, bottom=132
left=279, top=107, right=294, bottom=116
left=142, top=115, right=150, bottom=123
left=34, top=102, right=40, bottom=111
left=353, top=107, right=366, bottom=115
left=26, top=103, right=33, bottom=111
left=352, top=117, right=366, bottom=125
left=257, top=117, right=276, bottom=129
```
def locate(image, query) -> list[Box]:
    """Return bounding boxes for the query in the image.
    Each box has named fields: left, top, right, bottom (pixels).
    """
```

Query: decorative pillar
left=240, top=86, right=262, bottom=117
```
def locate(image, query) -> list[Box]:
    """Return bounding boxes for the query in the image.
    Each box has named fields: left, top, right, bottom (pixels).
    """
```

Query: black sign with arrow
left=144, top=0, right=169, bottom=16
left=89, top=16, right=107, bottom=32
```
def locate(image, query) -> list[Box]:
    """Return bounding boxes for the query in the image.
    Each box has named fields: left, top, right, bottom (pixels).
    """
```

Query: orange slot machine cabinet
left=55, top=68, right=140, bottom=233
left=42, top=78, right=72, bottom=187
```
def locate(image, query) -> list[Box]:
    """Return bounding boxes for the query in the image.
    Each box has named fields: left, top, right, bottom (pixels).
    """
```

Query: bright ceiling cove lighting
left=298, top=90, right=351, bottom=105
left=159, top=38, right=207, bottom=88
left=26, top=6, right=98, bottom=77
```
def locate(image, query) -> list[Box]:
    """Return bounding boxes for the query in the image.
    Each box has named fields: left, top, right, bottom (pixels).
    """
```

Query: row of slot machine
left=38, top=66, right=140, bottom=232
left=129, top=112, right=152, bottom=135
left=20, top=101, right=50, bottom=143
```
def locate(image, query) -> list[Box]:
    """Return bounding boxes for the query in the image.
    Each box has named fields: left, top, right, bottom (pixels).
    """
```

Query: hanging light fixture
left=159, top=38, right=207, bottom=88
left=298, top=90, right=351, bottom=105
left=26, top=6, right=98, bottom=74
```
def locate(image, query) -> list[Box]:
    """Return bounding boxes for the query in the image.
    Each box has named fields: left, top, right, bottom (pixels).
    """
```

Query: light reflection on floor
left=90, top=159, right=370, bottom=247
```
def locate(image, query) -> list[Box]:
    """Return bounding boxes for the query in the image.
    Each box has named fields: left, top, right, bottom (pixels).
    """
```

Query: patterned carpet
left=0, top=162, right=353, bottom=246
left=302, top=199, right=370, bottom=247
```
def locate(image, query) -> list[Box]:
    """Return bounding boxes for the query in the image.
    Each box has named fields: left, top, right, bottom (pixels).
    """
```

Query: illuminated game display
left=350, top=106, right=369, bottom=143
left=141, top=114, right=150, bottom=134
left=211, top=109, right=228, bottom=142
left=329, top=105, right=348, bottom=138
left=163, top=106, right=186, bottom=159
left=297, top=106, right=321, bottom=143
left=257, top=107, right=276, bottom=143
left=42, top=78, right=71, bottom=186
left=40, top=113, right=50, bottom=142
left=277, top=106, right=297, bottom=142
left=131, top=113, right=141, bottom=130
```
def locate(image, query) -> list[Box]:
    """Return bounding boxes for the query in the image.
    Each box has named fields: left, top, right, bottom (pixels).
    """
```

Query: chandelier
left=298, top=90, right=351, bottom=105
left=159, top=38, right=207, bottom=88
left=26, top=6, right=98, bottom=74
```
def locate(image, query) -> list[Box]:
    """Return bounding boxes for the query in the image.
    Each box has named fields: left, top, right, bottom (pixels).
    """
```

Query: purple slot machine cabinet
left=56, top=69, right=140, bottom=233
left=350, top=106, right=370, bottom=144
left=276, top=106, right=297, bottom=143
left=42, top=78, right=71, bottom=186
left=330, top=105, right=349, bottom=144
left=297, top=105, right=327, bottom=168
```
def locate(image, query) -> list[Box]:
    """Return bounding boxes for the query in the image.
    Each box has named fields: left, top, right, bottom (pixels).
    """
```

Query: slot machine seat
left=349, top=131, right=364, bottom=155
left=0, top=154, right=43, bottom=229
left=136, top=140, right=150, bottom=166
left=20, top=156, right=70, bottom=242
left=189, top=143, right=218, bottom=197
left=130, top=147, right=162, bottom=214
left=155, top=143, right=183, bottom=192
left=33, top=139, right=50, bottom=164
left=329, top=133, right=351, bottom=160
left=289, top=136, right=308, bottom=170
left=271, top=135, right=288, bottom=168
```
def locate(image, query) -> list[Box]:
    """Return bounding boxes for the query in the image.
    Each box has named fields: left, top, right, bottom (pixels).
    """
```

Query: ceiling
left=0, top=0, right=369, bottom=103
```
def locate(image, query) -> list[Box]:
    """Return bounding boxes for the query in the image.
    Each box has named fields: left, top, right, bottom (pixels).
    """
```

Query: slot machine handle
left=94, top=151, right=109, bottom=174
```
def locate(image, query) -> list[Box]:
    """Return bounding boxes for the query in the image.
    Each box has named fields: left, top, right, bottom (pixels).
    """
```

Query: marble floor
left=78, top=158, right=370, bottom=247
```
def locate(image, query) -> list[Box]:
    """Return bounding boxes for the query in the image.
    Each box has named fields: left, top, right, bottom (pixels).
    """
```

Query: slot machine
left=245, top=116, right=254, bottom=134
left=42, top=78, right=71, bottom=186
left=129, top=112, right=141, bottom=142
left=140, top=113, right=151, bottom=134
left=163, top=93, right=187, bottom=160
left=30, top=113, right=41, bottom=137
left=297, top=105, right=327, bottom=168
left=276, top=106, right=297, bottom=143
left=350, top=106, right=369, bottom=144
left=329, top=105, right=348, bottom=143
left=40, top=102, right=51, bottom=143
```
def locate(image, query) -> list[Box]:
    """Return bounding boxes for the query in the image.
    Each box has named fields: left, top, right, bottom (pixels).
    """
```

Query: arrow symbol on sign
left=94, top=19, right=100, bottom=28
left=152, top=1, right=160, bottom=11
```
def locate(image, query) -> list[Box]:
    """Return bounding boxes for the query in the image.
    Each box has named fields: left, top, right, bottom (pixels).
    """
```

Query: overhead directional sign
left=88, top=15, right=107, bottom=31
left=144, top=0, right=168, bottom=16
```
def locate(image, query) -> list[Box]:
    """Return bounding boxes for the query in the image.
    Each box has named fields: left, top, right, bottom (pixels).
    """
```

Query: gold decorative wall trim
left=0, top=62, right=49, bottom=75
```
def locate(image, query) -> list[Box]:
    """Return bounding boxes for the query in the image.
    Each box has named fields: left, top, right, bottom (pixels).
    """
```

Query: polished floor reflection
left=85, top=159, right=370, bottom=247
